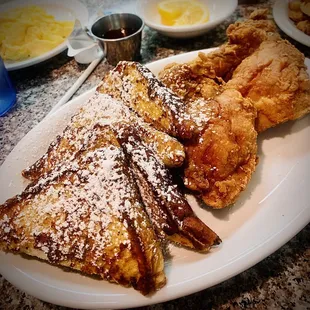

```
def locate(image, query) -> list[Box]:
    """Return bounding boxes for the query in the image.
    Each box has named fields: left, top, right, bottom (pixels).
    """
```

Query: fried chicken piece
left=171, top=9, right=310, bottom=133
left=300, top=0, right=310, bottom=16
left=288, top=9, right=305, bottom=22
left=160, top=64, right=258, bottom=209
left=158, top=62, right=222, bottom=103
left=289, top=1, right=302, bottom=11
left=227, top=39, right=310, bottom=132
left=184, top=89, right=258, bottom=209
left=288, top=1, right=310, bottom=35
left=186, top=9, right=278, bottom=81
left=296, top=20, right=310, bottom=35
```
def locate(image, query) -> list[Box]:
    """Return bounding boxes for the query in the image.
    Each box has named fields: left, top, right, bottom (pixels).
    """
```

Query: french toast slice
left=115, top=124, right=221, bottom=252
left=22, top=93, right=185, bottom=181
left=98, top=61, right=198, bottom=140
left=0, top=126, right=166, bottom=295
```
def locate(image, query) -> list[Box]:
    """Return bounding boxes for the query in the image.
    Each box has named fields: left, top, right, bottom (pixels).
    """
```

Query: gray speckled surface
left=0, top=0, right=309, bottom=309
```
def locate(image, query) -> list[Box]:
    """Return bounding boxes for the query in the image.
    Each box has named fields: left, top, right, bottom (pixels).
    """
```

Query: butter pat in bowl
left=136, top=0, right=237, bottom=38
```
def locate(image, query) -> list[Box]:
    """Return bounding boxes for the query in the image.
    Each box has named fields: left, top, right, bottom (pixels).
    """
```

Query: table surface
left=0, top=0, right=309, bottom=309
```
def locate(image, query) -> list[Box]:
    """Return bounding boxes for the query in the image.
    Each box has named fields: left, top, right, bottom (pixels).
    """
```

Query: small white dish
left=1, top=0, right=89, bottom=71
left=136, top=0, right=237, bottom=38
left=273, top=0, right=310, bottom=47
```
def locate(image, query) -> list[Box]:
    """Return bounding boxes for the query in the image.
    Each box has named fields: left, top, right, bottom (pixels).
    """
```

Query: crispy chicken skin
left=185, top=9, right=278, bottom=81
left=184, top=89, right=258, bottom=209
left=196, top=8, right=310, bottom=132
left=158, top=62, right=222, bottom=102
left=227, top=39, right=310, bottom=132
left=160, top=64, right=258, bottom=209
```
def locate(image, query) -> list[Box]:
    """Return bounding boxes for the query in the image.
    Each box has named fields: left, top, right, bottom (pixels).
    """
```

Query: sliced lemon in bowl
left=157, top=0, right=209, bottom=26
left=158, top=0, right=183, bottom=20
left=174, top=2, right=209, bottom=26
left=158, top=0, right=188, bottom=25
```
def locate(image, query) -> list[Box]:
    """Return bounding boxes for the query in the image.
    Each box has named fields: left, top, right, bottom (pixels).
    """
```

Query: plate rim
left=1, top=0, right=89, bottom=71
left=0, top=48, right=310, bottom=309
left=273, top=0, right=310, bottom=47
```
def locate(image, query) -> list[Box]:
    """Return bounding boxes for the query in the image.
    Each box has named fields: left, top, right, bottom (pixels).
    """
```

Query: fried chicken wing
left=227, top=39, right=310, bottom=132
left=184, top=89, right=258, bottom=209
left=158, top=62, right=222, bottom=104
left=160, top=64, right=258, bottom=209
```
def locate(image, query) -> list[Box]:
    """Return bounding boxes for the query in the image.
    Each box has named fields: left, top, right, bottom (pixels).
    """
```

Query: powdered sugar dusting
left=187, top=98, right=212, bottom=131
left=23, top=92, right=184, bottom=179
left=99, top=61, right=196, bottom=139
left=1, top=144, right=155, bottom=266
left=117, top=126, right=192, bottom=239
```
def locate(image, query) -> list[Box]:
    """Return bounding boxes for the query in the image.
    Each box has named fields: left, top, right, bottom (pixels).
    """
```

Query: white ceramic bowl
left=136, top=0, right=237, bottom=38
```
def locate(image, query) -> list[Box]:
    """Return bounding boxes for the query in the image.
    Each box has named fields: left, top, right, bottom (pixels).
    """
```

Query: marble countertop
left=0, top=0, right=309, bottom=309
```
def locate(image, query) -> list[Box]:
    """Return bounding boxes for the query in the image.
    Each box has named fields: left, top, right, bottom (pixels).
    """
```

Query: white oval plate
left=273, top=0, right=310, bottom=47
left=136, top=0, right=238, bottom=38
left=1, top=0, right=89, bottom=71
left=0, top=49, right=310, bottom=309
